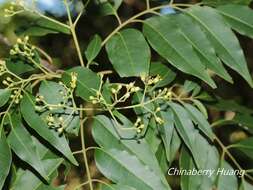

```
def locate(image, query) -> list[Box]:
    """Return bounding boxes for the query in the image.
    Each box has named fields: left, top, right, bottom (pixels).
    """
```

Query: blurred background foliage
left=1, top=0, right=253, bottom=189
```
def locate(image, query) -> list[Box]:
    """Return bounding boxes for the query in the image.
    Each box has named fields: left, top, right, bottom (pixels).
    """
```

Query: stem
left=101, top=3, right=193, bottom=47
left=74, top=179, right=115, bottom=190
left=35, top=45, right=53, bottom=64
left=114, top=12, right=122, bottom=25
left=74, top=9, right=84, bottom=26
left=33, top=10, right=70, bottom=30
left=64, top=0, right=85, bottom=67
left=215, top=136, right=253, bottom=181
left=80, top=109, right=93, bottom=190
left=146, top=0, right=150, bottom=10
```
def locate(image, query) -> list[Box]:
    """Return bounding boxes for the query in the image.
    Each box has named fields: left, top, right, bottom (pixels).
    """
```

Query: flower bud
left=111, top=88, right=117, bottom=94
left=156, top=107, right=161, bottom=112
left=17, top=38, right=22, bottom=44
left=155, top=117, right=164, bottom=125
left=125, top=92, right=130, bottom=98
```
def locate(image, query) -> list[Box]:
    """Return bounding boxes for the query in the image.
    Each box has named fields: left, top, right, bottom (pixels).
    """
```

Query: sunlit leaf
left=106, top=29, right=151, bottom=77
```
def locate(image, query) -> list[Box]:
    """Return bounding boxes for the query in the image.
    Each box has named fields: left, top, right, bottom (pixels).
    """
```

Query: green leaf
left=174, top=13, right=232, bottom=83
left=184, top=103, right=214, bottom=140
left=0, top=132, right=12, bottom=189
left=38, top=81, right=80, bottom=135
left=169, top=103, right=218, bottom=174
left=155, top=144, right=169, bottom=173
left=11, top=137, right=64, bottom=190
left=182, top=80, right=201, bottom=96
left=11, top=159, right=63, bottom=190
left=149, top=62, right=176, bottom=87
left=20, top=93, right=78, bottom=165
left=202, top=0, right=252, bottom=6
left=106, top=29, right=151, bottom=77
left=180, top=139, right=219, bottom=190
left=144, top=119, right=161, bottom=153
left=62, top=66, right=100, bottom=101
left=101, top=184, right=136, bottom=190
left=143, top=15, right=216, bottom=88
left=6, top=59, right=36, bottom=76
left=159, top=110, right=179, bottom=163
left=102, top=80, right=113, bottom=104
left=98, top=0, right=123, bottom=16
left=92, top=115, right=169, bottom=187
left=39, top=81, right=66, bottom=105
left=179, top=126, right=219, bottom=190
left=132, top=92, right=155, bottom=122
left=241, top=180, right=253, bottom=190
left=7, top=114, right=48, bottom=181
left=216, top=161, right=238, bottom=190
left=211, top=98, right=253, bottom=114
left=233, top=137, right=253, bottom=160
left=168, top=127, right=181, bottom=164
left=180, top=147, right=201, bottom=190
left=187, top=6, right=253, bottom=87
left=0, top=89, right=11, bottom=107
left=232, top=113, right=253, bottom=133
left=95, top=148, right=170, bottom=190
left=169, top=102, right=203, bottom=168
left=85, top=34, right=102, bottom=65
left=192, top=99, right=208, bottom=119
left=15, top=13, right=70, bottom=36
left=218, top=5, right=253, bottom=39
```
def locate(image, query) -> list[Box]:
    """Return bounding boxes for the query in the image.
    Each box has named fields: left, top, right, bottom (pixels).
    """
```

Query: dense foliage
left=1, top=0, right=253, bottom=189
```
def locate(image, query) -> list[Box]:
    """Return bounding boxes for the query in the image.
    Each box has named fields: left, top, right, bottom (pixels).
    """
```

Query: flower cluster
left=141, top=75, right=162, bottom=86
left=4, top=1, right=25, bottom=17
left=150, top=87, right=173, bottom=101
left=35, top=83, right=70, bottom=112
left=10, top=90, right=23, bottom=104
left=34, top=95, right=47, bottom=111
left=0, top=60, right=7, bottom=76
left=34, top=81, right=78, bottom=134
left=89, top=81, right=140, bottom=106
left=10, top=36, right=36, bottom=59
left=46, top=113, right=65, bottom=134
left=134, top=117, right=145, bottom=133
left=89, top=92, right=102, bottom=105
left=70, top=72, right=78, bottom=89
left=2, top=77, right=15, bottom=88
left=111, top=82, right=140, bottom=104
left=154, top=107, right=164, bottom=125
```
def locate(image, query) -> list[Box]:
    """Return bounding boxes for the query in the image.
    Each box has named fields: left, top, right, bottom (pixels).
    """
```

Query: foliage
left=0, top=0, right=253, bottom=189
